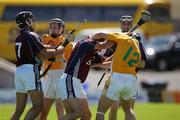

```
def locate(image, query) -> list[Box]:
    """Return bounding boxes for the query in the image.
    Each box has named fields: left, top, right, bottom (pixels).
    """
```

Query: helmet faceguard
left=49, top=18, right=65, bottom=37
left=49, top=18, right=65, bottom=29
left=16, top=11, right=35, bottom=31
left=120, top=15, right=133, bottom=32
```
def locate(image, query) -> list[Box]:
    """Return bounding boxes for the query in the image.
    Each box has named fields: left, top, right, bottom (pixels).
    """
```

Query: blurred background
left=0, top=0, right=180, bottom=119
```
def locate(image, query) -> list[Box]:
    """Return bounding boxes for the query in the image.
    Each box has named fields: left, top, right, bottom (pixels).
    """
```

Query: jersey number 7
left=15, top=42, right=22, bottom=58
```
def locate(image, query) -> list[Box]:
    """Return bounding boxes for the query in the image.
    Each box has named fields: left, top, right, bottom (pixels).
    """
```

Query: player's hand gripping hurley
left=128, top=10, right=151, bottom=33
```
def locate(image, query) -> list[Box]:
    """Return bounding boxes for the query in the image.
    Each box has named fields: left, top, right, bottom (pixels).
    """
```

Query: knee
left=13, top=106, right=25, bottom=117
left=33, top=102, right=43, bottom=113
left=11, top=109, right=24, bottom=120
left=97, top=102, right=104, bottom=112
left=84, top=111, right=92, bottom=120
left=38, top=104, right=43, bottom=113
left=123, top=108, right=136, bottom=120
left=16, top=108, right=25, bottom=115
left=123, top=107, right=134, bottom=115
left=71, top=111, right=82, bottom=119
left=110, top=104, right=119, bottom=113
left=39, top=108, right=48, bottom=119
left=81, top=113, right=91, bottom=120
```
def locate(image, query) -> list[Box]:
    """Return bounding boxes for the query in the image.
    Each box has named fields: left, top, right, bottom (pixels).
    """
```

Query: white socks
left=97, top=111, right=104, bottom=115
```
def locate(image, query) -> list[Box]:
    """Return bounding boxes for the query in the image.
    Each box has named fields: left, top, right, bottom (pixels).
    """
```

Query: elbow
left=137, top=60, right=145, bottom=68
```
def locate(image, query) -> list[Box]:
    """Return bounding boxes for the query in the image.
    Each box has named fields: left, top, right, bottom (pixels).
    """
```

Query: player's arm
left=43, top=45, right=57, bottom=49
left=104, top=54, right=113, bottom=62
left=92, top=33, right=117, bottom=49
left=40, top=34, right=74, bottom=60
left=27, top=33, right=64, bottom=61
left=38, top=46, right=65, bottom=60
left=41, top=34, right=55, bottom=49
left=91, top=52, right=112, bottom=69
left=132, top=33, right=147, bottom=69
left=92, top=32, right=117, bottom=41
left=91, top=61, right=111, bottom=69
left=94, top=39, right=116, bottom=50
left=133, top=33, right=147, bottom=61
left=136, top=39, right=147, bottom=69
left=137, top=60, right=145, bottom=68
left=62, top=42, right=73, bottom=62
left=41, top=34, right=61, bottom=53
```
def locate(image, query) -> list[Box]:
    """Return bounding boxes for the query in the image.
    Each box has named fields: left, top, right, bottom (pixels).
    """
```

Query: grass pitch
left=0, top=103, right=180, bottom=120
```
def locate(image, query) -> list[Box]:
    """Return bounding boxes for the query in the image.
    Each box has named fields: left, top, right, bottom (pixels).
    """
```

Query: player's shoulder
left=22, top=30, right=35, bottom=36
left=110, top=32, right=123, bottom=36
left=60, top=35, right=65, bottom=39
left=42, top=34, right=50, bottom=39
left=131, top=32, right=141, bottom=41
left=29, top=31, right=38, bottom=36
left=79, top=39, right=95, bottom=50
left=41, top=34, right=52, bottom=42
left=112, top=32, right=130, bottom=38
left=108, top=32, right=125, bottom=39
left=24, top=31, right=39, bottom=40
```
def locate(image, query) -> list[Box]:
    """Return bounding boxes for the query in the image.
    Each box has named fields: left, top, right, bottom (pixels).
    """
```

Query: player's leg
left=62, top=98, right=91, bottom=120
left=55, top=70, right=65, bottom=119
left=120, top=98, right=136, bottom=120
left=57, top=73, right=81, bottom=120
left=11, top=66, right=28, bottom=120
left=10, top=92, right=28, bottom=120
left=96, top=95, right=116, bottom=120
left=39, top=70, right=58, bottom=120
left=24, top=64, right=43, bottom=120
left=120, top=75, right=138, bottom=120
left=24, top=90, right=43, bottom=120
left=80, top=98, right=91, bottom=120
left=61, top=98, right=82, bottom=120
left=72, top=76, right=91, bottom=120
left=131, top=90, right=138, bottom=109
left=55, top=98, right=64, bottom=119
left=63, top=99, right=73, bottom=114
left=131, top=99, right=135, bottom=109
left=96, top=73, right=122, bottom=120
left=59, top=74, right=91, bottom=120
left=109, top=100, right=120, bottom=120
left=39, top=98, right=55, bottom=120
left=102, top=78, right=120, bottom=120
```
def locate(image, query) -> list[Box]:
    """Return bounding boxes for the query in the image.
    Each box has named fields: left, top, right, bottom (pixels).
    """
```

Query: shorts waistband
left=63, top=73, right=81, bottom=82
left=17, top=64, right=34, bottom=68
left=112, top=72, right=137, bottom=80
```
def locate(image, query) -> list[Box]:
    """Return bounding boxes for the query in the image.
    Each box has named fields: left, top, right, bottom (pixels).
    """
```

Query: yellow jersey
left=107, top=32, right=141, bottom=75
left=42, top=34, right=73, bottom=70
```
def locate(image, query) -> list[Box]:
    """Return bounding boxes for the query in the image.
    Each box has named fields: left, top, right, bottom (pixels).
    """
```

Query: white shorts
left=43, top=69, right=63, bottom=99
left=57, top=73, right=87, bottom=100
left=15, top=64, right=42, bottom=93
left=106, top=72, right=138, bottom=101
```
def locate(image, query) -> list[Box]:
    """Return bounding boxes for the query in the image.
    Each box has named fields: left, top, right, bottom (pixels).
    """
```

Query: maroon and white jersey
left=15, top=29, right=44, bottom=67
left=64, top=39, right=101, bottom=83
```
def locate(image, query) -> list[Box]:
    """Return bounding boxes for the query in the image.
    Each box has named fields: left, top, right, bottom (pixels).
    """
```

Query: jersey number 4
left=15, top=42, right=22, bottom=58
left=122, top=46, right=140, bottom=67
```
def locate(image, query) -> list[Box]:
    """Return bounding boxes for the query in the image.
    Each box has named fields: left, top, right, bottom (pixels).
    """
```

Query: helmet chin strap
left=25, top=20, right=34, bottom=31
left=50, top=33, right=61, bottom=38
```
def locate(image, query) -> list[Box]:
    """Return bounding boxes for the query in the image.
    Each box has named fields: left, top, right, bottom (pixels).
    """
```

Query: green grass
left=0, top=103, right=180, bottom=120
